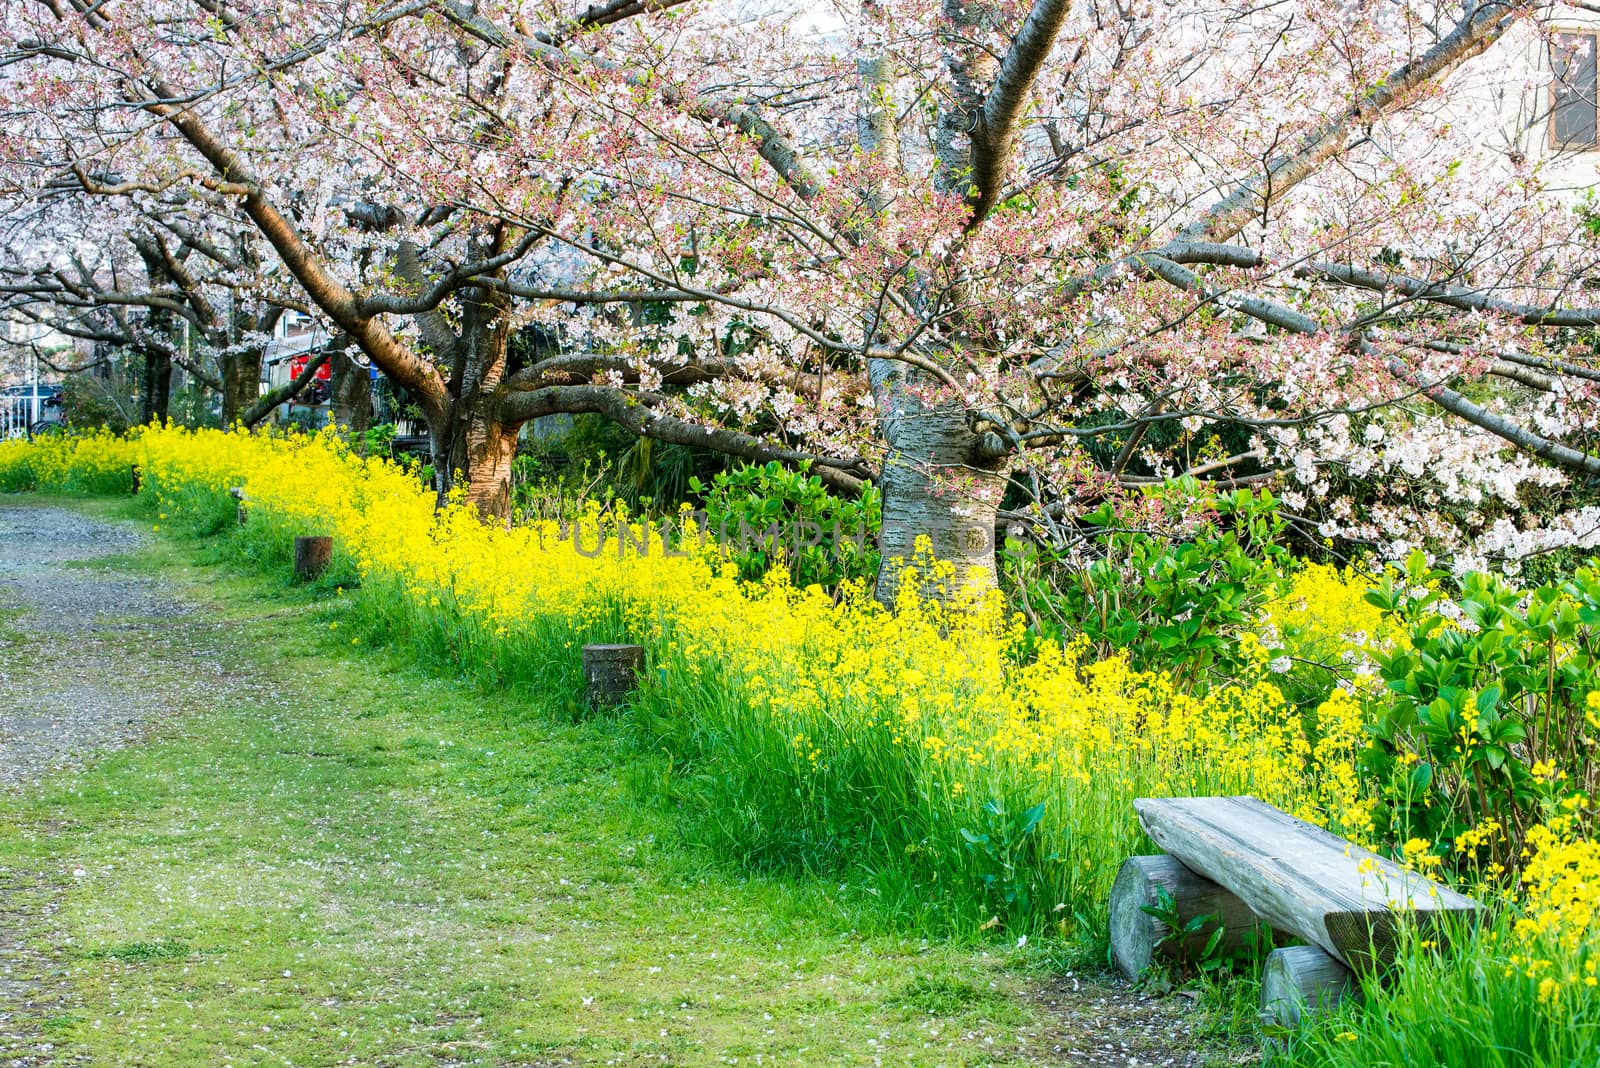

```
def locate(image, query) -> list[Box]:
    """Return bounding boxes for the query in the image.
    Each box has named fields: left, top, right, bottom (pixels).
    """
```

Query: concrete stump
left=230, top=486, right=248, bottom=526
left=130, top=465, right=141, bottom=494
left=582, top=644, right=645, bottom=708
left=294, top=535, right=334, bottom=580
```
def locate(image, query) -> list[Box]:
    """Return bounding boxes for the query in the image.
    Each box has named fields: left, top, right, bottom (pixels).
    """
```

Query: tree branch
left=357, top=229, right=546, bottom=316
left=498, top=383, right=869, bottom=494
left=1140, top=252, right=1600, bottom=477
left=1175, top=0, right=1519, bottom=245
left=508, top=351, right=830, bottom=399
left=239, top=349, right=332, bottom=427
left=130, top=83, right=447, bottom=421
left=1381, top=346, right=1600, bottom=476
left=967, top=0, right=1074, bottom=229
left=437, top=0, right=824, bottom=200
left=1300, top=260, right=1600, bottom=327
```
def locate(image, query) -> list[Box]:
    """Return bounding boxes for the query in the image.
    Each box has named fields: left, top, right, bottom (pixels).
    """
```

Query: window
left=1551, top=31, right=1599, bottom=149
left=278, top=309, right=313, bottom=338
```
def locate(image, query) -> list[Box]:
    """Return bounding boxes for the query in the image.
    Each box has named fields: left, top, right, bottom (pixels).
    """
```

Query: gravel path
left=0, top=500, right=241, bottom=1066
left=0, top=502, right=200, bottom=788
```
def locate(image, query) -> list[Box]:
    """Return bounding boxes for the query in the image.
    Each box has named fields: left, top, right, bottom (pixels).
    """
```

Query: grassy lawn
left=0, top=499, right=1219, bottom=1067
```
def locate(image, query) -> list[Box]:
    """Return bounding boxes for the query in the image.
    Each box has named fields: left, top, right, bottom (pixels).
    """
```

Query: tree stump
left=294, top=535, right=333, bottom=580
left=582, top=644, right=645, bottom=708
left=1261, top=945, right=1358, bottom=1029
left=1109, top=855, right=1269, bottom=980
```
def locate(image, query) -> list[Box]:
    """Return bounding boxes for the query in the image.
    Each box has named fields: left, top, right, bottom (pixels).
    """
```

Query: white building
left=1451, top=9, right=1600, bottom=193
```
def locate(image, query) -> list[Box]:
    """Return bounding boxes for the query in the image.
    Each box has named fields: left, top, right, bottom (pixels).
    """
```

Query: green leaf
left=1410, top=762, right=1433, bottom=792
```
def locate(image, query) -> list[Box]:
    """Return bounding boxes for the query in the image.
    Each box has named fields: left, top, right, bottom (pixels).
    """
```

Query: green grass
left=0, top=497, right=1249, bottom=1066
left=1280, top=915, right=1600, bottom=1068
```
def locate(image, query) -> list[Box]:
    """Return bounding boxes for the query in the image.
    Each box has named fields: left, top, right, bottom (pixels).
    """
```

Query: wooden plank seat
left=1133, top=795, right=1480, bottom=972
left=1109, top=796, right=1482, bottom=1031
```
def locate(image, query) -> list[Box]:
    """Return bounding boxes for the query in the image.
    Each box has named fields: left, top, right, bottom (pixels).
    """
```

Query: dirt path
left=0, top=500, right=1251, bottom=1067
left=0, top=501, right=229, bottom=788
left=0, top=501, right=248, bottom=1066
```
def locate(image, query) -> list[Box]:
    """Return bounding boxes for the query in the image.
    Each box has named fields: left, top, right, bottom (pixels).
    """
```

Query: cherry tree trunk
left=330, top=352, right=372, bottom=435
left=870, top=361, right=1006, bottom=604
left=441, top=406, right=521, bottom=523
left=131, top=237, right=176, bottom=426
left=141, top=350, right=172, bottom=425
left=220, top=348, right=262, bottom=426
left=432, top=285, right=523, bottom=524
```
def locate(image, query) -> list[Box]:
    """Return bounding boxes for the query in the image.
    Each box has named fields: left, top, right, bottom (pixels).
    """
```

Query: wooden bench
left=1110, top=795, right=1480, bottom=1028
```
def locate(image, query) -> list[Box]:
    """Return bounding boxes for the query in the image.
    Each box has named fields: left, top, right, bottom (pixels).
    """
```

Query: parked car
left=1, top=383, right=63, bottom=403
left=1, top=383, right=64, bottom=438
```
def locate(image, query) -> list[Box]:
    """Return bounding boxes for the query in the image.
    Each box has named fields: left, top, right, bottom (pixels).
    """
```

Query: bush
left=1360, top=552, right=1600, bottom=872
left=60, top=375, right=133, bottom=433
left=1003, top=480, right=1288, bottom=690
left=510, top=414, right=728, bottom=520
left=691, top=461, right=881, bottom=592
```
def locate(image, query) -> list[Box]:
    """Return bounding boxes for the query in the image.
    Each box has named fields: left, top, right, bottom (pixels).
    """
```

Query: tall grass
left=1287, top=911, right=1600, bottom=1067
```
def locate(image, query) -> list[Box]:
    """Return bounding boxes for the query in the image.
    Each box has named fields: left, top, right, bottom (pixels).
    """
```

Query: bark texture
left=435, top=283, right=524, bottom=522
left=330, top=351, right=373, bottom=435
left=219, top=348, right=261, bottom=426
left=141, top=349, right=172, bottom=425
left=870, top=361, right=1006, bottom=604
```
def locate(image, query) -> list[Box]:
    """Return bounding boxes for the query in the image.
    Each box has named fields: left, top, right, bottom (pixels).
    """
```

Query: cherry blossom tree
left=4, top=0, right=872, bottom=517
left=6, top=0, right=1600, bottom=596
left=0, top=193, right=340, bottom=425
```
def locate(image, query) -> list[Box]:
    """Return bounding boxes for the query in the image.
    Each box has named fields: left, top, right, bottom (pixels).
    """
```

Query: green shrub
left=691, top=461, right=881, bottom=592
left=1361, top=553, right=1600, bottom=871
left=1003, top=479, right=1289, bottom=690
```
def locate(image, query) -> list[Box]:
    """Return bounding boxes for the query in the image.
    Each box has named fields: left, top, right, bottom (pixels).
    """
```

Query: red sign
left=290, top=354, right=333, bottom=382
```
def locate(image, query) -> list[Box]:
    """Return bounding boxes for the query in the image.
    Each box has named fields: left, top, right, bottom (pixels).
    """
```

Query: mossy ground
left=0, top=498, right=1251, bottom=1066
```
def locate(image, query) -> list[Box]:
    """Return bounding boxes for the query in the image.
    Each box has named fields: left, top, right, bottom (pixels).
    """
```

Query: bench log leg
left=1109, top=854, right=1268, bottom=981
left=1261, top=945, right=1357, bottom=1030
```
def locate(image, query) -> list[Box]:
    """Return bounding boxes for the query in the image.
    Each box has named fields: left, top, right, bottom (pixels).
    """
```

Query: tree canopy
left=4, top=0, right=1599, bottom=591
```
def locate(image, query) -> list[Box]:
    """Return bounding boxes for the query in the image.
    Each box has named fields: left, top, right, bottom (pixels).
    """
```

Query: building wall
left=1446, top=9, right=1600, bottom=194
